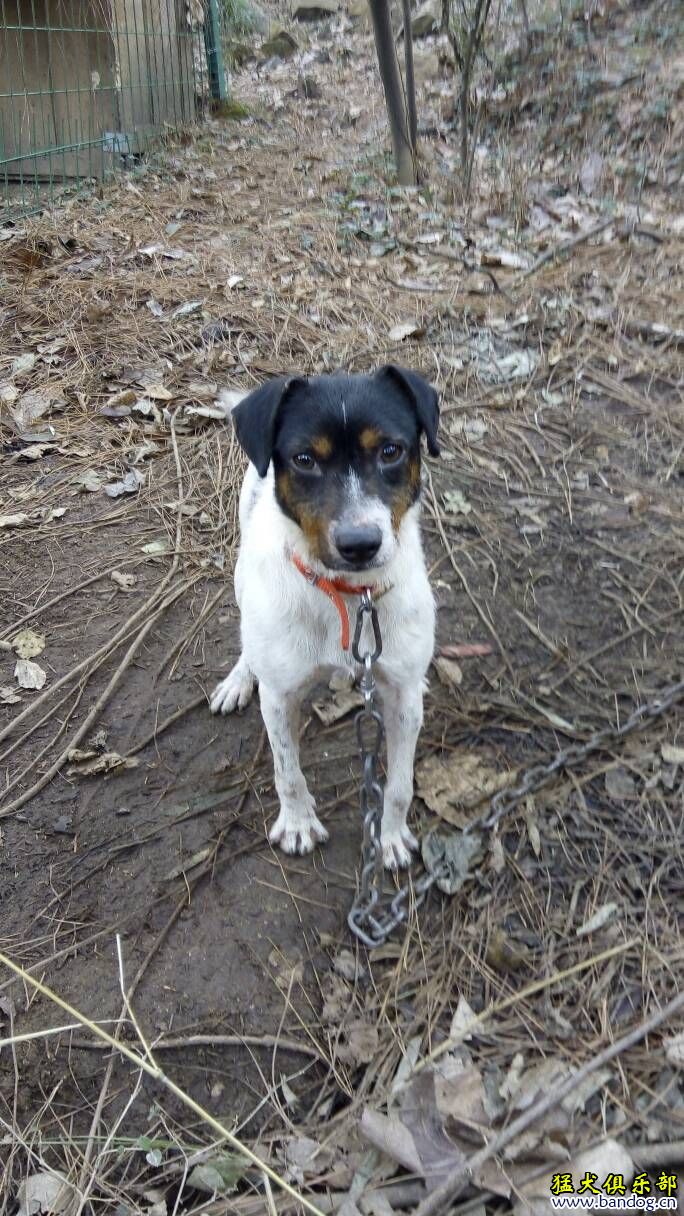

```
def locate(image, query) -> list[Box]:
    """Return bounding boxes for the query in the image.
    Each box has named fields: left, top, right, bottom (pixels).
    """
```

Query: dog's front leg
left=260, top=686, right=329, bottom=856
left=380, top=682, right=423, bottom=869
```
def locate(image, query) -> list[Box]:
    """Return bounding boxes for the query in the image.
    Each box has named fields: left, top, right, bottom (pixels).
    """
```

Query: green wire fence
left=0, top=0, right=226, bottom=217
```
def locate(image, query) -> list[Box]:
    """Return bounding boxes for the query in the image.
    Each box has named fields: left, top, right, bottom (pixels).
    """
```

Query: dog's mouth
left=326, top=554, right=385, bottom=576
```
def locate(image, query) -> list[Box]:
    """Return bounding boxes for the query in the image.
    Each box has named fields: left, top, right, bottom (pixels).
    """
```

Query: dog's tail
left=216, top=387, right=249, bottom=419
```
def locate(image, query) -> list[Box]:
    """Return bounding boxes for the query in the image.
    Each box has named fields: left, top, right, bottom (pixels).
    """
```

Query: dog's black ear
left=375, top=364, right=440, bottom=456
left=231, top=377, right=307, bottom=477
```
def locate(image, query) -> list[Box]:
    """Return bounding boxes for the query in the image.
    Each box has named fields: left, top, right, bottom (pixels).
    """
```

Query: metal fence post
left=204, top=0, right=228, bottom=101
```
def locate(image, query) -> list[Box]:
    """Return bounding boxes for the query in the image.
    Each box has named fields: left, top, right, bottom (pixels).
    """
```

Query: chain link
left=347, top=596, right=684, bottom=949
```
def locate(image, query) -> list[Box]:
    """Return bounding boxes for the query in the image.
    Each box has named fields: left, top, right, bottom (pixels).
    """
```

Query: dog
left=210, top=365, right=439, bottom=870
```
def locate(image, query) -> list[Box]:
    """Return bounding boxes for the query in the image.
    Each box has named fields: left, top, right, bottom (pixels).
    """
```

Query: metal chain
left=347, top=592, right=684, bottom=948
left=347, top=591, right=386, bottom=949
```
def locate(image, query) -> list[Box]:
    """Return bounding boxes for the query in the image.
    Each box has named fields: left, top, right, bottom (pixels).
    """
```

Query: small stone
left=348, top=0, right=369, bottom=19
left=260, top=28, right=298, bottom=57
left=293, top=0, right=337, bottom=18
left=412, top=0, right=439, bottom=35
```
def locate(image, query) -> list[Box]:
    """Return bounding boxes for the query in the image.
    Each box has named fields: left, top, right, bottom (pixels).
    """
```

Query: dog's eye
left=379, top=443, right=403, bottom=465
left=292, top=452, right=316, bottom=471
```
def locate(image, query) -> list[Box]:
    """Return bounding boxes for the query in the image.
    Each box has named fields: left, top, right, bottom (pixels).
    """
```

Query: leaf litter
left=14, top=659, right=47, bottom=690
left=0, top=1, right=683, bottom=1212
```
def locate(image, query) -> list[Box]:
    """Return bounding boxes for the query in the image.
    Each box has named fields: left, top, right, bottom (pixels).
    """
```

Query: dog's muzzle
left=332, top=523, right=383, bottom=567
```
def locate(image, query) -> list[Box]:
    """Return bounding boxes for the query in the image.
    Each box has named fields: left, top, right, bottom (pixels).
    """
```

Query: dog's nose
left=333, top=524, right=382, bottom=566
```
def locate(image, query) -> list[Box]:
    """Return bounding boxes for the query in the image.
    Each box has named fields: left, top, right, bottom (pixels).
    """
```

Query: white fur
left=211, top=463, right=435, bottom=869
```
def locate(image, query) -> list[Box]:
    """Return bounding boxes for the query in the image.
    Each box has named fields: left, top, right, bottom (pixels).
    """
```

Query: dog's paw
left=210, top=664, right=255, bottom=715
left=269, top=806, right=329, bottom=856
left=381, top=823, right=419, bottom=871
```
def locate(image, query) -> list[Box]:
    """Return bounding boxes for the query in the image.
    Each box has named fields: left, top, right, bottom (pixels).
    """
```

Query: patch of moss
left=211, top=98, right=250, bottom=119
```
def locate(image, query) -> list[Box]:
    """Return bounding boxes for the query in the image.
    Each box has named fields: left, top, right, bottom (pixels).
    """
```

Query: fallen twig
left=58, top=1031, right=328, bottom=1063
left=514, top=216, right=616, bottom=283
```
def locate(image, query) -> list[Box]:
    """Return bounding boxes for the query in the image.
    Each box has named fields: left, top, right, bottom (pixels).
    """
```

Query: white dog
left=211, top=366, right=439, bottom=869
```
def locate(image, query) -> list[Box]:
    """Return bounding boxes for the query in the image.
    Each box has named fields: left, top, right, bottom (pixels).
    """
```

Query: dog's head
left=231, top=366, right=439, bottom=573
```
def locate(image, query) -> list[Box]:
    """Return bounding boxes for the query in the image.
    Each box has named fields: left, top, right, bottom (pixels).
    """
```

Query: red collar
left=291, top=553, right=371, bottom=650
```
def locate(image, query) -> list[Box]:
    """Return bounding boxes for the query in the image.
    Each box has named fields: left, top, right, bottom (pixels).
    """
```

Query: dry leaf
left=398, top=1070, right=467, bottom=1188
left=332, top=949, right=362, bottom=981
left=389, top=321, right=424, bottom=342
left=499, top=1053, right=525, bottom=1102
left=66, top=750, right=139, bottom=776
left=312, top=687, right=364, bottom=725
left=421, top=830, right=484, bottom=895
left=576, top=902, right=619, bottom=937
left=321, top=973, right=349, bottom=1023
left=390, top=1035, right=423, bottom=1096
left=0, top=382, right=18, bottom=404
left=489, top=832, right=505, bottom=873
left=104, top=469, right=145, bottom=497
left=416, top=750, right=515, bottom=825
left=661, top=742, right=684, bottom=766
left=106, top=388, right=137, bottom=409
left=0, top=513, right=30, bottom=528
left=580, top=150, right=604, bottom=195
left=449, top=995, right=477, bottom=1042
left=268, top=947, right=304, bottom=989
left=186, top=1156, right=245, bottom=1194
left=664, top=1032, right=684, bottom=1068
left=523, top=802, right=541, bottom=857
left=140, top=244, right=189, bottom=260
left=0, top=685, right=22, bottom=704
left=182, top=404, right=228, bottom=421
left=435, top=1057, right=490, bottom=1131
left=281, top=1076, right=299, bottom=1108
left=605, top=765, right=637, bottom=801
left=141, top=540, right=169, bottom=556
left=74, top=470, right=103, bottom=493
left=481, top=248, right=530, bottom=270
left=359, top=1108, right=423, bottom=1175
left=14, top=659, right=47, bottom=690
left=165, top=847, right=214, bottom=879
left=17, top=1171, right=74, bottom=1216
left=560, top=1066, right=612, bottom=1113
left=111, top=570, right=138, bottom=590
left=338, top=1020, right=380, bottom=1066
left=145, top=384, right=174, bottom=401
left=11, top=352, right=37, bottom=378
left=171, top=300, right=203, bottom=319
left=492, top=349, right=538, bottom=381
left=434, top=656, right=463, bottom=689
left=12, top=629, right=45, bottom=659
left=513, top=1138, right=633, bottom=1216
left=443, top=489, right=472, bottom=516
left=282, top=1136, right=330, bottom=1184
left=486, top=928, right=531, bottom=973
left=10, top=387, right=64, bottom=433
left=439, top=642, right=493, bottom=659
left=506, top=1058, right=569, bottom=1112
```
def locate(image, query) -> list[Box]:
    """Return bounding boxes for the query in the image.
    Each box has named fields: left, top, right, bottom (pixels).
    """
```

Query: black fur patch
left=231, top=367, right=440, bottom=567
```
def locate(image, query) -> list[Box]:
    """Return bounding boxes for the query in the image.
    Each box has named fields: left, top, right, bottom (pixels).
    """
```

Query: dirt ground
left=1, top=0, right=683, bottom=1212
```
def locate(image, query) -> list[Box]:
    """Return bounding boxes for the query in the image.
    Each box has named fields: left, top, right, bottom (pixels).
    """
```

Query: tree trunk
left=368, top=0, right=416, bottom=185
left=400, top=0, right=418, bottom=152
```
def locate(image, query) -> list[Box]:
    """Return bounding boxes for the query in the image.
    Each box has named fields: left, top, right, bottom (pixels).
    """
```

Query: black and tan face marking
left=231, top=367, right=440, bottom=572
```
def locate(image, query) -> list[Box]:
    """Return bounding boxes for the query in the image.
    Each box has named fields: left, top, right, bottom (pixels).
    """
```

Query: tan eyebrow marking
left=311, top=435, right=333, bottom=459
left=359, top=427, right=382, bottom=452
